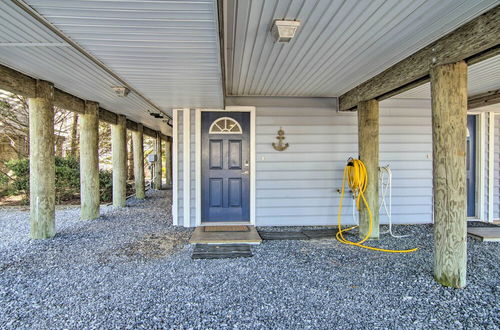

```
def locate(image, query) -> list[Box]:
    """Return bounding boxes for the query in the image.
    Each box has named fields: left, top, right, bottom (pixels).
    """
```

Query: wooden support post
left=29, top=80, right=55, bottom=239
left=80, top=101, right=100, bottom=219
left=132, top=124, right=145, bottom=199
left=357, top=99, right=380, bottom=239
left=112, top=115, right=127, bottom=207
left=153, top=133, right=162, bottom=189
left=165, top=139, right=172, bottom=186
left=431, top=61, right=468, bottom=288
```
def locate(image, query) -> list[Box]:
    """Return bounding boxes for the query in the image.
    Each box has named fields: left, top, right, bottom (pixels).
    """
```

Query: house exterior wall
left=253, top=98, right=432, bottom=226
left=172, top=98, right=499, bottom=227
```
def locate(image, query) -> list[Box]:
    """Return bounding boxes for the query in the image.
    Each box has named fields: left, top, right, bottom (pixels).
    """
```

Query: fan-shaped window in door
left=209, top=117, right=243, bottom=134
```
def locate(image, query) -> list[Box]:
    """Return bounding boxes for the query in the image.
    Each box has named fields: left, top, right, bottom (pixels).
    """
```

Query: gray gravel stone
left=0, top=190, right=499, bottom=329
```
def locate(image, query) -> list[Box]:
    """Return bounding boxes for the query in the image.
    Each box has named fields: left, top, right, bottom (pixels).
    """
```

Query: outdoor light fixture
left=150, top=112, right=164, bottom=119
left=111, top=86, right=130, bottom=97
left=271, top=19, right=300, bottom=43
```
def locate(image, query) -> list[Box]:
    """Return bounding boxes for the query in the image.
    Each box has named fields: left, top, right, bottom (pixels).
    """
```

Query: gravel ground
left=0, top=190, right=499, bottom=329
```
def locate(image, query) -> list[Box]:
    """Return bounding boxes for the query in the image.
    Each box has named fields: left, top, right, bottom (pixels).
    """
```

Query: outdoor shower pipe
left=336, top=158, right=418, bottom=253
left=379, top=166, right=410, bottom=238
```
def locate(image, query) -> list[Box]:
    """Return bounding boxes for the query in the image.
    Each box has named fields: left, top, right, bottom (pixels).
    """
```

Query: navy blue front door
left=201, top=112, right=250, bottom=222
left=466, top=115, right=476, bottom=217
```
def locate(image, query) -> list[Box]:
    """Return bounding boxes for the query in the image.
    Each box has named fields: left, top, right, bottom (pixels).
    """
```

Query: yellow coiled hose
left=336, top=158, right=418, bottom=253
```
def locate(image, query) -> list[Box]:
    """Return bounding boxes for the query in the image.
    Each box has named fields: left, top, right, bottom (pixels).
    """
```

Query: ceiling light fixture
left=112, top=86, right=130, bottom=97
left=271, top=19, right=300, bottom=43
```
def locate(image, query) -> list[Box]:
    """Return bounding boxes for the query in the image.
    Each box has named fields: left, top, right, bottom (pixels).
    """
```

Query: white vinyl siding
left=173, top=98, right=482, bottom=227
left=254, top=98, right=433, bottom=226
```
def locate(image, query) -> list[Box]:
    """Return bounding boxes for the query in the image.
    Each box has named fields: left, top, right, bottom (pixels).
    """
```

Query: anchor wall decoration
left=272, top=127, right=289, bottom=151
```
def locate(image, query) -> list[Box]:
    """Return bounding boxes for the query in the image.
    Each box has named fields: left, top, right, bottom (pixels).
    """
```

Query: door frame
left=195, top=106, right=256, bottom=226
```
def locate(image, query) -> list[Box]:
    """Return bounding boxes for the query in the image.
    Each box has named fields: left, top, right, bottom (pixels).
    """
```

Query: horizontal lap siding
left=255, top=102, right=433, bottom=226
left=379, top=104, right=433, bottom=225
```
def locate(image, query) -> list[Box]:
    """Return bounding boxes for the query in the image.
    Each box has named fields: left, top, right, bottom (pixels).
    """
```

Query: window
left=209, top=117, right=242, bottom=134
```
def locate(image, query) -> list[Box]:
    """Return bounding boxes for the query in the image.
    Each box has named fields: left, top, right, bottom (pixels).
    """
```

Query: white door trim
left=183, top=108, right=191, bottom=227
left=172, top=109, right=179, bottom=225
left=477, top=112, right=486, bottom=221
left=488, top=112, right=495, bottom=222
left=195, top=106, right=256, bottom=226
left=466, top=111, right=486, bottom=221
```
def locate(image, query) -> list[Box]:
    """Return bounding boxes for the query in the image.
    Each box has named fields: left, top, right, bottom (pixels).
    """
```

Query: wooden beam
left=431, top=61, right=468, bottom=288
left=54, top=89, right=85, bottom=114
left=98, top=108, right=117, bottom=125
left=160, top=133, right=170, bottom=142
left=143, top=126, right=157, bottom=138
left=339, top=6, right=500, bottom=111
left=126, top=119, right=138, bottom=131
left=357, top=99, right=379, bottom=239
left=0, top=64, right=36, bottom=97
left=0, top=63, right=169, bottom=136
left=468, top=89, right=500, bottom=109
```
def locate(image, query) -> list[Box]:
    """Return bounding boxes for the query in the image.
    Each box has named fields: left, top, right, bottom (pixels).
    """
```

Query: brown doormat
left=204, top=226, right=249, bottom=232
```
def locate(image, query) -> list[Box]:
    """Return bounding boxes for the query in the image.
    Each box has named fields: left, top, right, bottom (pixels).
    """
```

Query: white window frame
left=208, top=117, right=243, bottom=134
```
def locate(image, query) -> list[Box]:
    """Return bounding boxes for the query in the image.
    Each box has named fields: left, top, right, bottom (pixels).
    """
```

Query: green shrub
left=0, top=172, right=8, bottom=186
left=54, top=156, right=80, bottom=203
left=6, top=157, right=114, bottom=204
left=6, top=158, right=29, bottom=194
left=99, top=169, right=113, bottom=203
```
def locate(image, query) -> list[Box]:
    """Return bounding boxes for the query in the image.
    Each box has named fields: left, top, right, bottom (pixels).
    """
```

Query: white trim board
left=183, top=108, right=191, bottom=227
left=477, top=112, right=486, bottom=221
left=467, top=111, right=486, bottom=221
left=172, top=109, right=179, bottom=226
left=488, top=112, right=495, bottom=222
left=195, top=106, right=256, bottom=227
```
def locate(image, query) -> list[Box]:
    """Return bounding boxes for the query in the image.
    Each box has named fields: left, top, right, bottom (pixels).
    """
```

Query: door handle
left=241, top=170, right=249, bottom=175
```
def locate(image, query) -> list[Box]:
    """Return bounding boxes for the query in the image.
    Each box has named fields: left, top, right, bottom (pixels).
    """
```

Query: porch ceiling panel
left=0, top=0, right=225, bottom=135
left=225, top=0, right=499, bottom=97
left=396, top=55, right=500, bottom=99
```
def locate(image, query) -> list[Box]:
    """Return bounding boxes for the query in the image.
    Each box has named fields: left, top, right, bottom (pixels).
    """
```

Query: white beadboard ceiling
left=225, top=0, right=499, bottom=97
left=0, top=0, right=224, bottom=135
left=397, top=55, right=500, bottom=99
left=0, top=0, right=498, bottom=132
